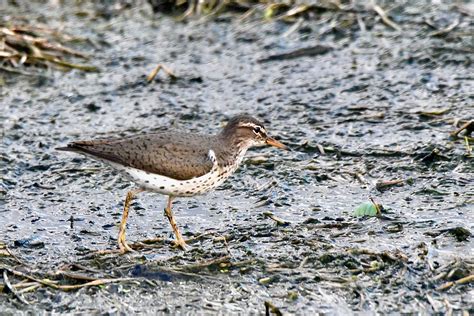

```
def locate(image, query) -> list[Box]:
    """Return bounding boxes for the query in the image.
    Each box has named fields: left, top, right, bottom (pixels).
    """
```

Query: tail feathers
left=56, top=144, right=79, bottom=152
left=55, top=141, right=93, bottom=153
left=56, top=141, right=124, bottom=166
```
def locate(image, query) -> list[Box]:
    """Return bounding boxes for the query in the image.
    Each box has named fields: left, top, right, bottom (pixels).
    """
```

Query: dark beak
left=265, top=137, right=287, bottom=150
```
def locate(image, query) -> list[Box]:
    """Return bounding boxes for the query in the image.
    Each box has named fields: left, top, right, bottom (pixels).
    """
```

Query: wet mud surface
left=1, top=1, right=473, bottom=314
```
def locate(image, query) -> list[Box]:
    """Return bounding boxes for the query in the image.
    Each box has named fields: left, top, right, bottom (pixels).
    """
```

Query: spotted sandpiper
left=57, top=114, right=286, bottom=253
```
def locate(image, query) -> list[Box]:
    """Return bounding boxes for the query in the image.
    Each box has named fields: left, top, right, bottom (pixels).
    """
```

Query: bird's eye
left=253, top=126, right=261, bottom=134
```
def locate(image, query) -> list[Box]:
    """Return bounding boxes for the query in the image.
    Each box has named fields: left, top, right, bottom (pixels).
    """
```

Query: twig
left=316, top=144, right=326, bottom=155
left=0, top=242, right=26, bottom=265
left=135, top=234, right=207, bottom=250
left=418, top=108, right=450, bottom=116
left=348, top=264, right=384, bottom=274
left=354, top=172, right=369, bottom=185
left=282, top=17, right=304, bottom=37
left=436, top=274, right=474, bottom=291
left=184, top=232, right=213, bottom=244
left=372, top=3, right=401, bottom=31
left=176, top=255, right=231, bottom=272
left=30, top=56, right=99, bottom=72
left=63, top=263, right=102, bottom=274
left=54, top=278, right=138, bottom=291
left=229, top=259, right=258, bottom=268
left=369, top=197, right=382, bottom=215
left=2, top=270, right=30, bottom=305
left=0, top=65, right=47, bottom=77
left=263, top=211, right=290, bottom=226
left=465, top=137, right=472, bottom=156
left=55, top=270, right=102, bottom=282
left=35, top=40, right=89, bottom=58
left=432, top=271, right=448, bottom=282
left=147, top=63, right=177, bottom=82
left=357, top=14, right=367, bottom=32
left=278, top=6, right=311, bottom=20
left=450, top=121, right=473, bottom=137
left=4, top=267, right=136, bottom=291
left=12, top=280, right=37, bottom=289
left=299, top=256, right=309, bottom=269
left=129, top=237, right=166, bottom=250
left=429, top=19, right=459, bottom=37
left=92, top=249, right=122, bottom=256
left=426, top=293, right=439, bottom=312
left=17, top=283, right=41, bottom=294
left=375, top=179, right=404, bottom=190
left=443, top=298, right=454, bottom=315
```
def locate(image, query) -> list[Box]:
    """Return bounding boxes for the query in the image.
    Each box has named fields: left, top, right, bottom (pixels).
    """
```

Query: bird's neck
left=218, top=132, right=252, bottom=152
left=216, top=132, right=252, bottom=164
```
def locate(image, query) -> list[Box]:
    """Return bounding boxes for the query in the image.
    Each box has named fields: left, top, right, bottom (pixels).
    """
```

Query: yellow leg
left=164, top=196, right=188, bottom=250
left=118, top=188, right=144, bottom=254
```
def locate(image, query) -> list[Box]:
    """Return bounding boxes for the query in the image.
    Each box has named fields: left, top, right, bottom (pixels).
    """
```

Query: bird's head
left=220, top=114, right=286, bottom=150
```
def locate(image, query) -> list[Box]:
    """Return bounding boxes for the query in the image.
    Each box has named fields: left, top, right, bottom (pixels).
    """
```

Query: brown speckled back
left=59, top=132, right=219, bottom=180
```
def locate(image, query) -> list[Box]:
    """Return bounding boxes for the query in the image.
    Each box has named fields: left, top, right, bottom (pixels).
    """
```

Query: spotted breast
left=111, top=147, right=248, bottom=197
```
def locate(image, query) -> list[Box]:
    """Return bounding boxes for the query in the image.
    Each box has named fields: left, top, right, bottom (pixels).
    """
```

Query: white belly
left=108, top=149, right=246, bottom=197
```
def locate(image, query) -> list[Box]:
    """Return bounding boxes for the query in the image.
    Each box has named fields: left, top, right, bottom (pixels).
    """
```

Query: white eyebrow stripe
left=237, top=122, right=267, bottom=133
left=238, top=122, right=258, bottom=128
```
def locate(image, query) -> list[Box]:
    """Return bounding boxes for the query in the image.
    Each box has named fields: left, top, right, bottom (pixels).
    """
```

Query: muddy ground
left=1, top=0, right=473, bottom=314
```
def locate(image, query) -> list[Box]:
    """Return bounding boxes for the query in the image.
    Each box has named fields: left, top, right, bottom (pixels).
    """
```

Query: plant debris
left=353, top=200, right=382, bottom=217
left=146, top=63, right=177, bottom=82
left=0, top=21, right=98, bottom=74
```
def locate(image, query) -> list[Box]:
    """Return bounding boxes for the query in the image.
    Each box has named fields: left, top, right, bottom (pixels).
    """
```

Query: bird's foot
left=136, top=236, right=189, bottom=251
left=171, top=238, right=189, bottom=251
left=92, top=237, right=165, bottom=256
left=118, top=235, right=135, bottom=254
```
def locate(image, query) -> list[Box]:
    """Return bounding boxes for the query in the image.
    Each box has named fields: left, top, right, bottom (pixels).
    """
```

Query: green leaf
left=353, top=202, right=381, bottom=217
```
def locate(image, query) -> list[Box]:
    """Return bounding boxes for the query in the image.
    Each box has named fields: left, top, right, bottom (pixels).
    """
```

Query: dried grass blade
left=373, top=4, right=401, bottom=31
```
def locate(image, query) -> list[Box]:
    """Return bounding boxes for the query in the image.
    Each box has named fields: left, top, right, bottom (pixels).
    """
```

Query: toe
left=172, top=239, right=189, bottom=251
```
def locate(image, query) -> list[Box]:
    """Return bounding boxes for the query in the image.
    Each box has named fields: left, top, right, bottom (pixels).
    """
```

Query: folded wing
left=57, top=132, right=215, bottom=180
